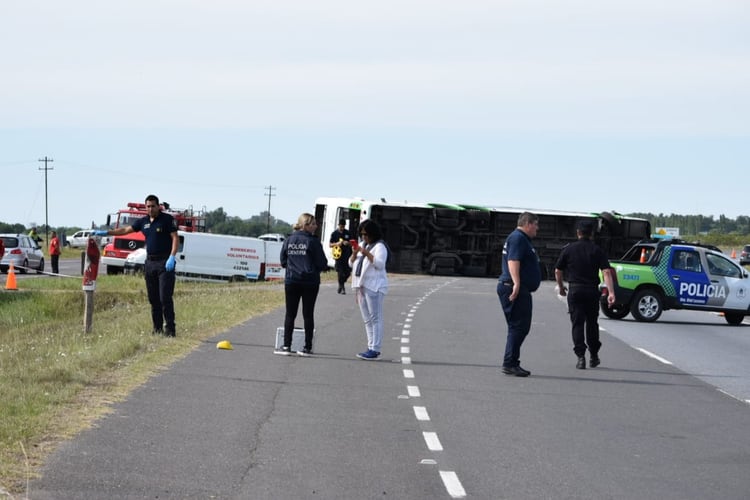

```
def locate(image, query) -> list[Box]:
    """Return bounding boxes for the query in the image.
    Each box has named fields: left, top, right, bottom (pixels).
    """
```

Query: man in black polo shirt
left=96, top=194, right=179, bottom=336
left=554, top=220, right=616, bottom=369
left=329, top=219, right=353, bottom=294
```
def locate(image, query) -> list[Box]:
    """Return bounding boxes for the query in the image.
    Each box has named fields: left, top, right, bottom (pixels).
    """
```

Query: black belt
left=147, top=254, right=169, bottom=261
left=568, top=283, right=597, bottom=288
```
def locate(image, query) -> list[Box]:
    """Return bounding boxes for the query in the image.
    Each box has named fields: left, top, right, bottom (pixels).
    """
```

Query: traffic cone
left=5, top=263, right=18, bottom=290
left=731, top=248, right=737, bottom=259
left=639, top=248, right=647, bottom=263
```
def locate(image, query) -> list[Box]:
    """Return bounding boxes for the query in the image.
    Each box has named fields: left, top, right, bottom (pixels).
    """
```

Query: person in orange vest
left=49, top=231, right=62, bottom=275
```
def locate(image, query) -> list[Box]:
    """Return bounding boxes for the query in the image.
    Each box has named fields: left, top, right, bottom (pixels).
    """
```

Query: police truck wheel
left=600, top=300, right=629, bottom=319
left=724, top=313, right=744, bottom=325
left=629, top=288, right=663, bottom=322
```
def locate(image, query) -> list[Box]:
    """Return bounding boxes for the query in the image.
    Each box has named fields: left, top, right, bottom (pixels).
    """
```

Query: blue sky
left=1, top=1, right=748, bottom=228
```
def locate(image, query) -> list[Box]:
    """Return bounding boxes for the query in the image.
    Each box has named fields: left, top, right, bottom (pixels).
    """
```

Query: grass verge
left=0, top=272, right=292, bottom=495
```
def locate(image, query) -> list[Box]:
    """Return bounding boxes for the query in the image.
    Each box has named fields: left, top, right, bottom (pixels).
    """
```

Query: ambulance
left=124, top=231, right=285, bottom=282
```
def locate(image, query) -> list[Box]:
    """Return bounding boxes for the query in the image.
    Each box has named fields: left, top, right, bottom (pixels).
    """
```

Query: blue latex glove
left=166, top=255, right=176, bottom=271
left=93, top=230, right=108, bottom=236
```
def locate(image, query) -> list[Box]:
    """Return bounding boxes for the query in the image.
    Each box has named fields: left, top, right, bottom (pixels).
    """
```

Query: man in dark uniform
left=329, top=219, right=353, bottom=294
left=554, top=220, right=616, bottom=369
left=497, top=212, right=541, bottom=377
left=96, top=194, right=179, bottom=336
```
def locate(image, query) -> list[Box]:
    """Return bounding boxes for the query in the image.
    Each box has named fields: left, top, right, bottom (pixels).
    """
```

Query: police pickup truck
left=601, top=239, right=749, bottom=325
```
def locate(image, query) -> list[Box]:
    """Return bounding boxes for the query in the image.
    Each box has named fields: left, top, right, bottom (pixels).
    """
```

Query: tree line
left=628, top=213, right=750, bottom=247
left=0, top=208, right=294, bottom=242
left=630, top=213, right=750, bottom=237
left=3, top=211, right=750, bottom=247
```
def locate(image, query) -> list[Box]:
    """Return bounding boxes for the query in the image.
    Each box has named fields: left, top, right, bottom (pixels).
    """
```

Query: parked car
left=740, top=245, right=750, bottom=265
left=258, top=233, right=285, bottom=242
left=0, top=234, right=45, bottom=274
left=67, top=230, right=96, bottom=248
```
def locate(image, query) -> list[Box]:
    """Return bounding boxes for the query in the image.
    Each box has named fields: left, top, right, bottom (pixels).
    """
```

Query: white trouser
left=357, top=286, right=385, bottom=351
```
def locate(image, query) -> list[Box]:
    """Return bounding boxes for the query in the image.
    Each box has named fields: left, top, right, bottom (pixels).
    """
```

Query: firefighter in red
left=96, top=194, right=179, bottom=336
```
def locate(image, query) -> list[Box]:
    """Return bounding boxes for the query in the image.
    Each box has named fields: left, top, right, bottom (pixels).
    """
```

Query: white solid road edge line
left=439, top=470, right=467, bottom=498
left=640, top=349, right=749, bottom=404
left=635, top=347, right=673, bottom=365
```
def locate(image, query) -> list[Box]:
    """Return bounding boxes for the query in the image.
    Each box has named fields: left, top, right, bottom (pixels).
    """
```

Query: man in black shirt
left=554, top=220, right=616, bottom=369
left=329, top=220, right=353, bottom=294
left=96, top=194, right=179, bottom=336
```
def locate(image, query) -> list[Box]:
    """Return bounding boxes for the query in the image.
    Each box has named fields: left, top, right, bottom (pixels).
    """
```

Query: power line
left=38, top=156, right=54, bottom=243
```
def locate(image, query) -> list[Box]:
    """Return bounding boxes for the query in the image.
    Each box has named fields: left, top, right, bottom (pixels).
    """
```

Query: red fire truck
left=101, top=201, right=207, bottom=275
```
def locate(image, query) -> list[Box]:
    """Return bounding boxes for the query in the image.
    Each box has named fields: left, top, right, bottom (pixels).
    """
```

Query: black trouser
left=284, top=282, right=320, bottom=350
left=51, top=254, right=60, bottom=274
left=145, top=257, right=176, bottom=335
left=497, top=282, right=533, bottom=368
left=334, top=259, right=351, bottom=289
left=567, top=285, right=601, bottom=357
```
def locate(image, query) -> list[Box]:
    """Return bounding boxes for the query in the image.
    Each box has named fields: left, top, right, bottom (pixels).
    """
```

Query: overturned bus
left=314, top=197, right=651, bottom=280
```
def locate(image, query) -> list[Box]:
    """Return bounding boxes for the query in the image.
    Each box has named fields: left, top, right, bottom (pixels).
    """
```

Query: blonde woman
left=276, top=213, right=328, bottom=356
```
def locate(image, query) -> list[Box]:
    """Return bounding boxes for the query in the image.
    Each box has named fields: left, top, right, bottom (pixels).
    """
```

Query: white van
left=124, top=231, right=285, bottom=282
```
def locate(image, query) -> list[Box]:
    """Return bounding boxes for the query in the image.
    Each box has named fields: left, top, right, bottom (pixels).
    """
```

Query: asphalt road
left=28, top=277, right=750, bottom=499
left=6, top=256, right=86, bottom=281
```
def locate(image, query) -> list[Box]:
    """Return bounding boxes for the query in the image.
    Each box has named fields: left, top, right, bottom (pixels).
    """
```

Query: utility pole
left=38, top=156, right=54, bottom=244
left=264, top=185, right=276, bottom=233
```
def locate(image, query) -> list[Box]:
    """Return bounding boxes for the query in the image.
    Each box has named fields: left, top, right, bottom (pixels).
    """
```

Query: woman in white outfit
left=350, top=219, right=389, bottom=360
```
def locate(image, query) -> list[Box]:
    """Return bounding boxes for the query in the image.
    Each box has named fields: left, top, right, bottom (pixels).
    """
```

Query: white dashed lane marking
left=440, top=471, right=467, bottom=498
left=423, top=432, right=443, bottom=451
left=413, top=406, right=430, bottom=421
left=400, top=281, right=466, bottom=499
